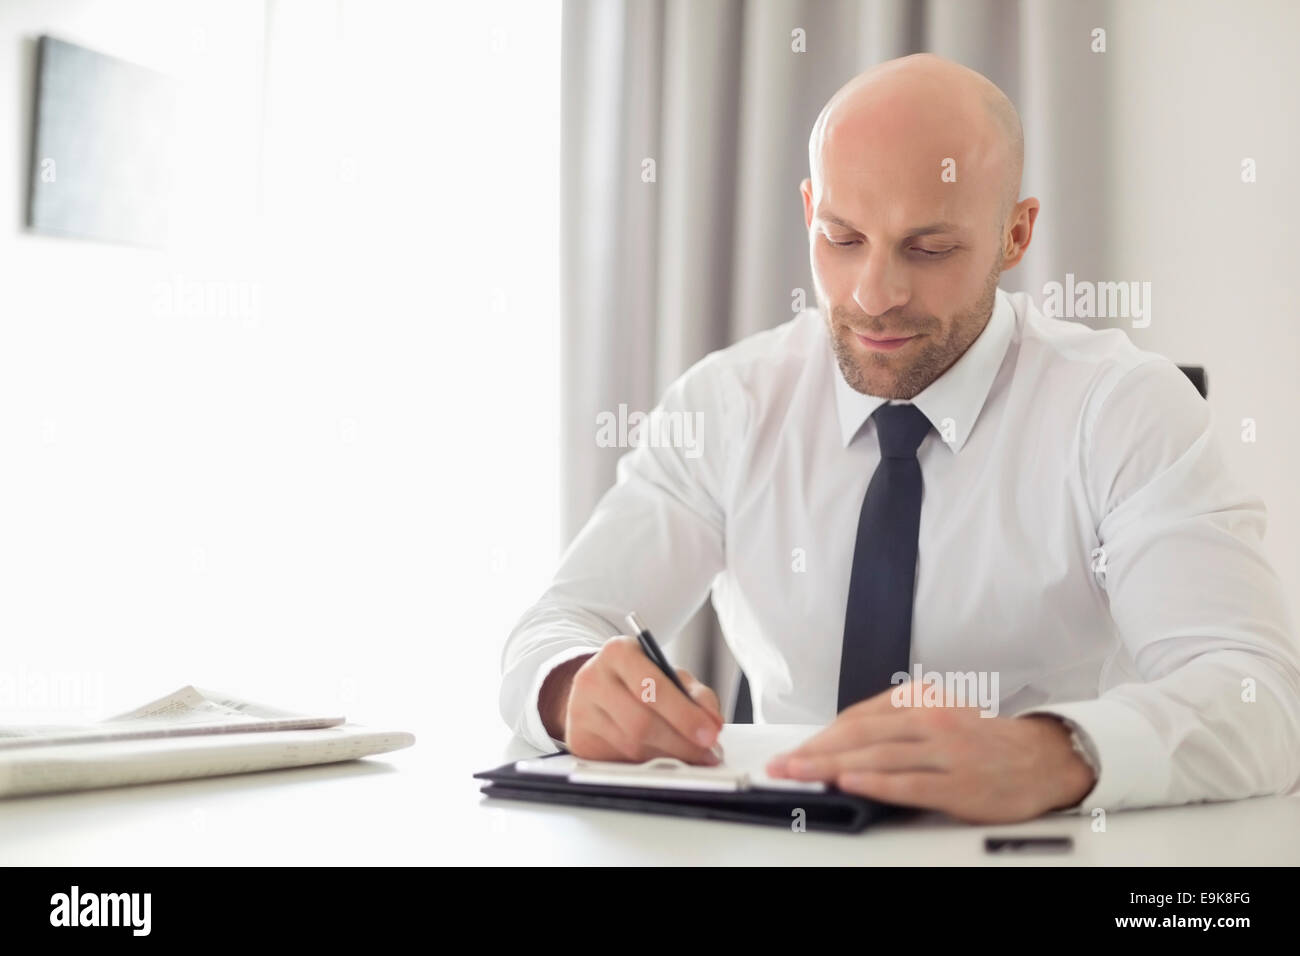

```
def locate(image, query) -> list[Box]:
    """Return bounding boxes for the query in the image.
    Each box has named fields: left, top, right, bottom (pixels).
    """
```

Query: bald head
left=808, top=53, right=1024, bottom=228
left=799, top=53, right=1039, bottom=400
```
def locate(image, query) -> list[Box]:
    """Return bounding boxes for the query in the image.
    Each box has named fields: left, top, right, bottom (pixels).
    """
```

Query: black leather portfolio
left=474, top=752, right=909, bottom=833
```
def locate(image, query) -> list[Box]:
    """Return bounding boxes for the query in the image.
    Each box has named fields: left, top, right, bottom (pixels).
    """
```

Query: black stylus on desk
left=625, top=611, right=725, bottom=762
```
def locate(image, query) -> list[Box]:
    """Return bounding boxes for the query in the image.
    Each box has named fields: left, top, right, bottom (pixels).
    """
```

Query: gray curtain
left=559, top=0, right=1112, bottom=710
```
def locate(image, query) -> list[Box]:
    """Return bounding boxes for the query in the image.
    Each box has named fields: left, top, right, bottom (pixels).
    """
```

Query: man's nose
left=852, top=248, right=910, bottom=319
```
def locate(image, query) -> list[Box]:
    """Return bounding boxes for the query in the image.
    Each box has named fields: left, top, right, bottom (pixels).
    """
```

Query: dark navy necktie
left=837, top=402, right=933, bottom=712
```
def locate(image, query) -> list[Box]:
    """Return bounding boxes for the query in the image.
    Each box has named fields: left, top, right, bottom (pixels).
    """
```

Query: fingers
left=676, top=667, right=724, bottom=726
left=834, top=770, right=952, bottom=812
left=767, top=712, right=928, bottom=776
left=778, top=741, right=948, bottom=780
left=563, top=636, right=723, bottom=765
left=562, top=702, right=638, bottom=762
left=595, top=676, right=720, bottom=765
left=607, top=638, right=721, bottom=748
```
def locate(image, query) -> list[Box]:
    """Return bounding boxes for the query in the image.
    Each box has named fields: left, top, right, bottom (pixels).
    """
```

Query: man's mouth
left=852, top=330, right=919, bottom=352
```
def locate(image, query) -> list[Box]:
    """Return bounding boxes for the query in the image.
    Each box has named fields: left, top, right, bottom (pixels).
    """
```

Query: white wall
left=0, top=0, right=564, bottom=775
left=1107, top=0, right=1299, bottom=609
left=0, top=0, right=268, bottom=720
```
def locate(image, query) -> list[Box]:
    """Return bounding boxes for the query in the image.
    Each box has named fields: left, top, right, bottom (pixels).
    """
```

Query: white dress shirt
left=500, top=287, right=1300, bottom=812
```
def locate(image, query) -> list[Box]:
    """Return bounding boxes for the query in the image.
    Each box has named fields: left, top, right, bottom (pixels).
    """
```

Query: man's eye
left=826, top=236, right=859, bottom=247
left=913, top=247, right=952, bottom=257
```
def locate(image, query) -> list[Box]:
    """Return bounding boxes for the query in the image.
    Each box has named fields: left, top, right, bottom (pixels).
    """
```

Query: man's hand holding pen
left=539, top=635, right=725, bottom=765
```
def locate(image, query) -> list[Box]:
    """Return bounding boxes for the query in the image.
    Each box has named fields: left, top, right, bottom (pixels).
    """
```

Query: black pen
left=625, top=612, right=725, bottom=762
left=984, top=836, right=1073, bottom=854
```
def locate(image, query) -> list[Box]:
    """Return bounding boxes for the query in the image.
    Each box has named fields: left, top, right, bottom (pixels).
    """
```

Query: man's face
left=802, top=136, right=1006, bottom=400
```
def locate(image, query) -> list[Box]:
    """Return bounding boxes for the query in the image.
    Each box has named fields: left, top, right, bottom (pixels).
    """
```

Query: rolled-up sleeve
left=1021, top=358, right=1300, bottom=812
left=498, top=357, right=740, bottom=752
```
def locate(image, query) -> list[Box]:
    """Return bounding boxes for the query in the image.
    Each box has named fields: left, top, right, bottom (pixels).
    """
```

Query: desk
left=2, top=733, right=1298, bottom=865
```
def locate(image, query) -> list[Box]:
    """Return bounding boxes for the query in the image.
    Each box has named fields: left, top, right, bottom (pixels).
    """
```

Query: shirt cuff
left=522, top=647, right=600, bottom=753
left=1016, top=698, right=1173, bottom=813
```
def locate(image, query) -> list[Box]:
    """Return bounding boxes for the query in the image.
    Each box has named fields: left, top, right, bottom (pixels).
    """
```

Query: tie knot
left=873, top=403, right=931, bottom=458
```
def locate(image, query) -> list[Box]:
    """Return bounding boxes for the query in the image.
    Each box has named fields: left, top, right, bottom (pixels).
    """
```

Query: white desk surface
left=2, top=731, right=1298, bottom=866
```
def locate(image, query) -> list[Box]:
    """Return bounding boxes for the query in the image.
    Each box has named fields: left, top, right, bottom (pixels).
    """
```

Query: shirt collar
left=832, top=286, right=1015, bottom=452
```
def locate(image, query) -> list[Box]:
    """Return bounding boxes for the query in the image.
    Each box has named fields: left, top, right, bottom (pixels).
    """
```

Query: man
left=499, top=54, right=1300, bottom=823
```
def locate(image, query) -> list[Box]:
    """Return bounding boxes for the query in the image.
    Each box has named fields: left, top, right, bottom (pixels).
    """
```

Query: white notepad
left=515, top=723, right=827, bottom=793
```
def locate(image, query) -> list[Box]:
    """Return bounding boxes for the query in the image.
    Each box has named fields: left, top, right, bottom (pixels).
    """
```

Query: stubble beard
left=824, top=259, right=1002, bottom=400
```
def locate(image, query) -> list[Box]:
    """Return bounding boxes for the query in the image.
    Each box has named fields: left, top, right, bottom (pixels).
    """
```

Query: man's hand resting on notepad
left=539, top=636, right=725, bottom=764
left=764, top=687, right=1097, bottom=824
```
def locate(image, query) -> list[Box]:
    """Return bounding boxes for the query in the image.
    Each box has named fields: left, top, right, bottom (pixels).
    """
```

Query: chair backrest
left=1178, top=365, right=1207, bottom=398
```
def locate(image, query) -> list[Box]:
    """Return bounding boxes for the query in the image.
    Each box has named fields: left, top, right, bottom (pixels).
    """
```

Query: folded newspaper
left=0, top=685, right=415, bottom=798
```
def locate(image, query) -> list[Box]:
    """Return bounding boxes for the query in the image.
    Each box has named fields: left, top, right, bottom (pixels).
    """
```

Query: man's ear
left=800, top=178, right=814, bottom=229
left=1001, top=198, right=1040, bottom=270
